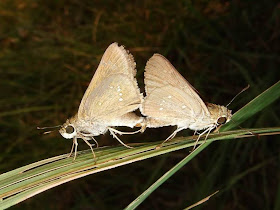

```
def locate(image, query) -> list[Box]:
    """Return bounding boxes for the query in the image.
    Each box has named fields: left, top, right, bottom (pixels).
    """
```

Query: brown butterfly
left=141, top=54, right=232, bottom=146
left=59, top=43, right=144, bottom=160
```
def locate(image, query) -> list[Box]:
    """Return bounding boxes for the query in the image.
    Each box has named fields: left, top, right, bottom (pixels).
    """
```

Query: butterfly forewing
left=145, top=54, right=199, bottom=96
left=78, top=42, right=139, bottom=116
left=78, top=74, right=141, bottom=121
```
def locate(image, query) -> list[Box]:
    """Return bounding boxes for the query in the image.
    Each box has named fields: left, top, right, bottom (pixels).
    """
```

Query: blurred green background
left=0, top=0, right=279, bottom=209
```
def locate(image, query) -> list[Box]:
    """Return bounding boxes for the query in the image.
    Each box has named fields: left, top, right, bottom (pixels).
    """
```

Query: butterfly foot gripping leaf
left=141, top=54, right=232, bottom=146
left=59, top=43, right=143, bottom=160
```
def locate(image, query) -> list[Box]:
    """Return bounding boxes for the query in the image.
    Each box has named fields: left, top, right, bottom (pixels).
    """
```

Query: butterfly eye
left=217, top=117, right=227, bottom=125
left=65, top=125, right=75, bottom=134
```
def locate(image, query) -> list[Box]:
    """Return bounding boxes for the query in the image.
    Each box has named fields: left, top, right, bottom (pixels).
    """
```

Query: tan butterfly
left=141, top=54, right=232, bottom=146
left=59, top=43, right=144, bottom=160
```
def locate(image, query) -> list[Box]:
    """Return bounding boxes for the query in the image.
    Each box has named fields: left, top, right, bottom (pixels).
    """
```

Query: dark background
left=0, top=0, right=279, bottom=209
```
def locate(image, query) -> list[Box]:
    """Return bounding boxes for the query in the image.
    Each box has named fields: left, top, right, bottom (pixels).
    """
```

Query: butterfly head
left=206, top=103, right=232, bottom=126
left=59, top=119, right=77, bottom=139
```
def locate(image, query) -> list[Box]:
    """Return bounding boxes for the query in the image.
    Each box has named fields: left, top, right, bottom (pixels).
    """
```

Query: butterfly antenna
left=230, top=118, right=260, bottom=139
left=226, top=84, right=250, bottom=107
left=37, top=125, right=61, bottom=135
left=37, top=125, right=61, bottom=130
left=42, top=130, right=54, bottom=135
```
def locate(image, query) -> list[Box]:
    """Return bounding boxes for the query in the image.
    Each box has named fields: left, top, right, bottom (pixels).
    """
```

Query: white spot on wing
left=119, top=93, right=123, bottom=96
left=117, top=85, right=122, bottom=92
left=119, top=98, right=123, bottom=101
left=182, top=105, right=186, bottom=109
left=168, top=95, right=172, bottom=99
left=159, top=107, right=163, bottom=111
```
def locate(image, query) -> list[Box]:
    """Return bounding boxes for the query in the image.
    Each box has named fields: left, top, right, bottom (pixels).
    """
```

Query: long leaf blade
left=124, top=81, right=280, bottom=209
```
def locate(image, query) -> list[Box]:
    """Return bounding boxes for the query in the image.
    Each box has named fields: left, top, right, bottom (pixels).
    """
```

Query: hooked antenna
left=37, top=125, right=61, bottom=135
left=37, top=125, right=61, bottom=130
left=226, top=84, right=250, bottom=107
left=42, top=130, right=55, bottom=135
left=230, top=118, right=260, bottom=139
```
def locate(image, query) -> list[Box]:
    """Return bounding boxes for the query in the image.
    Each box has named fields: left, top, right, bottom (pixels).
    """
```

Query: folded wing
left=78, top=74, right=142, bottom=122
left=78, top=43, right=140, bottom=117
left=78, top=43, right=142, bottom=121
left=142, top=54, right=209, bottom=124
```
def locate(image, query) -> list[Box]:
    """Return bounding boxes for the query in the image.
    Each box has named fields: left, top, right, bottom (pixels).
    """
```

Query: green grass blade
left=222, top=80, right=280, bottom=131
left=0, top=82, right=279, bottom=209
left=124, top=81, right=280, bottom=209
left=0, top=127, right=279, bottom=209
left=124, top=142, right=211, bottom=210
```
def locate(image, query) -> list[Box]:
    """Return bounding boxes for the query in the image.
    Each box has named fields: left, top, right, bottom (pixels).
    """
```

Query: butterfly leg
left=73, top=137, right=78, bottom=161
left=192, top=127, right=213, bottom=151
left=192, top=130, right=198, bottom=141
left=108, top=122, right=145, bottom=135
left=108, top=127, right=134, bottom=149
left=214, top=124, right=222, bottom=133
left=204, top=127, right=213, bottom=142
left=68, top=139, right=75, bottom=158
left=81, top=133, right=99, bottom=149
left=109, top=128, right=142, bottom=135
left=111, top=123, right=146, bottom=135
left=113, top=113, right=145, bottom=134
left=157, top=127, right=186, bottom=149
left=91, top=136, right=99, bottom=149
left=135, top=117, right=147, bottom=133
left=130, top=121, right=148, bottom=134
left=138, top=121, right=147, bottom=133
left=81, top=137, right=97, bottom=163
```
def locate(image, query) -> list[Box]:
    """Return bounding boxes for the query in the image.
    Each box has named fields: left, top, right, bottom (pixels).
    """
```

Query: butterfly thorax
left=59, top=114, right=108, bottom=140
left=188, top=103, right=232, bottom=131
